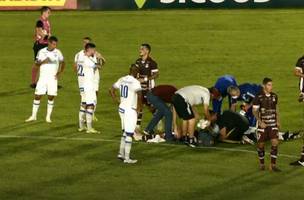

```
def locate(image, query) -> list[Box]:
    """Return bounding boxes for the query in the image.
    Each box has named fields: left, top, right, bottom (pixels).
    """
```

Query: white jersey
left=36, top=47, right=64, bottom=78
left=176, top=85, right=210, bottom=106
left=113, top=75, right=142, bottom=110
left=75, top=50, right=100, bottom=90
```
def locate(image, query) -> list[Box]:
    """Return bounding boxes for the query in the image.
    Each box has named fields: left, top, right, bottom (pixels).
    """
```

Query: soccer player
left=30, top=6, right=52, bottom=88
left=229, top=83, right=263, bottom=127
left=109, top=64, right=142, bottom=164
left=25, top=36, right=65, bottom=123
left=212, top=75, right=238, bottom=114
left=253, top=78, right=281, bottom=172
left=134, top=44, right=159, bottom=131
left=172, top=86, right=220, bottom=147
left=74, top=37, right=105, bottom=128
left=76, top=43, right=101, bottom=134
left=294, top=55, right=304, bottom=102
left=143, top=84, right=177, bottom=141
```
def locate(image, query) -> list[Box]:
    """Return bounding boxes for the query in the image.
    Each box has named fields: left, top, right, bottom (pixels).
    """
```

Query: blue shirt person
left=213, top=75, right=238, bottom=114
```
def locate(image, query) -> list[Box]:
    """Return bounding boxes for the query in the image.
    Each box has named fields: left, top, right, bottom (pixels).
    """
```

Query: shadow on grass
left=0, top=88, right=33, bottom=98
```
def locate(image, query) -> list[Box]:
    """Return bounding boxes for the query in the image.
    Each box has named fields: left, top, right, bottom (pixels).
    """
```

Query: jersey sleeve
left=58, top=50, right=64, bottom=62
left=36, top=50, right=47, bottom=62
left=202, top=90, right=210, bottom=106
left=252, top=95, right=260, bottom=109
left=36, top=20, right=43, bottom=28
left=74, top=53, right=79, bottom=63
left=151, top=60, right=159, bottom=74
left=113, top=78, right=121, bottom=89
left=133, top=80, right=142, bottom=92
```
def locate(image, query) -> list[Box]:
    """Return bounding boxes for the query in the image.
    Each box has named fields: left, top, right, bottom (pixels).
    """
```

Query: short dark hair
left=262, top=77, right=272, bottom=85
left=83, top=37, right=92, bottom=41
left=85, top=43, right=96, bottom=50
left=41, top=6, right=51, bottom=14
left=48, top=36, right=58, bottom=43
left=141, top=43, right=151, bottom=52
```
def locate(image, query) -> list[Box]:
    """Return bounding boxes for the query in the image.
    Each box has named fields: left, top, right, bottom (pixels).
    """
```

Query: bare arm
left=73, top=63, right=77, bottom=73
left=56, top=61, right=65, bottom=79
left=294, top=68, right=304, bottom=78
left=203, top=104, right=211, bottom=121
left=149, top=71, right=159, bottom=80
left=137, top=91, right=143, bottom=113
left=109, top=87, right=120, bottom=105
left=230, top=103, right=237, bottom=112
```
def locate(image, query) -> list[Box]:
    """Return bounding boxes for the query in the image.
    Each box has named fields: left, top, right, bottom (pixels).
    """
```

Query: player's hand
left=42, top=58, right=50, bottom=64
left=138, top=78, right=145, bottom=83
left=259, top=121, right=267, bottom=129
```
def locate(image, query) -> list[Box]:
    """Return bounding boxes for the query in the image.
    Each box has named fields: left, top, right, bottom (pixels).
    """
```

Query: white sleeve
left=203, top=91, right=210, bottom=106
left=133, top=80, right=142, bottom=92
left=113, top=79, right=121, bottom=89
left=58, top=50, right=64, bottom=62
left=74, top=53, right=79, bottom=63
left=36, top=50, right=46, bottom=62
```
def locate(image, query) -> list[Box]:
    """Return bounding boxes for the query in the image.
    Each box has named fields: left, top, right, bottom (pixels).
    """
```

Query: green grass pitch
left=0, top=9, right=304, bottom=200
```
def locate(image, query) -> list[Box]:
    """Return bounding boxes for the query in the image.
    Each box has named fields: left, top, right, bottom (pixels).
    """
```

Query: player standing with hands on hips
left=109, top=64, right=142, bottom=164
left=253, top=78, right=281, bottom=172
left=25, top=36, right=65, bottom=123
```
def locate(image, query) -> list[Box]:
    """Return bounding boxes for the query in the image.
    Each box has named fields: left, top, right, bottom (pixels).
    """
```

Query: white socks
left=86, top=108, right=94, bottom=130
left=32, top=100, right=40, bottom=118
left=46, top=100, right=54, bottom=119
left=119, top=135, right=126, bottom=158
left=79, top=106, right=86, bottom=129
left=124, top=136, right=133, bottom=160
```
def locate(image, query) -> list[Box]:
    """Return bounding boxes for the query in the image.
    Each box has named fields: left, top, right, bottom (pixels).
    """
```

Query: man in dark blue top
left=230, top=83, right=263, bottom=127
left=213, top=75, right=238, bottom=114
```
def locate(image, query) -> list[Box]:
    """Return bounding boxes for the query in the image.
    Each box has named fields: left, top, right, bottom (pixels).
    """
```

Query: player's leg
left=123, top=109, right=138, bottom=164
left=93, top=91, right=98, bottom=121
left=26, top=94, right=42, bottom=122
left=257, top=142, right=265, bottom=170
left=45, top=79, right=58, bottom=123
left=187, top=118, right=197, bottom=147
left=118, top=110, right=126, bottom=160
left=93, top=71, right=100, bottom=121
left=46, top=95, right=55, bottom=123
left=268, top=128, right=281, bottom=172
left=85, top=90, right=99, bottom=133
left=136, top=90, right=147, bottom=130
left=78, top=90, right=86, bottom=131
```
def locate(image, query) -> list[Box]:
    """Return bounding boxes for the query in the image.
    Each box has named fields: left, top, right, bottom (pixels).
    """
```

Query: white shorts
left=94, top=70, right=100, bottom=92
left=35, top=77, right=57, bottom=96
left=119, top=107, right=137, bottom=135
left=83, top=89, right=97, bottom=105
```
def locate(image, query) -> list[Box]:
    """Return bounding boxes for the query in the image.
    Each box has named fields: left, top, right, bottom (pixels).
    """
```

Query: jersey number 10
left=120, top=85, right=128, bottom=98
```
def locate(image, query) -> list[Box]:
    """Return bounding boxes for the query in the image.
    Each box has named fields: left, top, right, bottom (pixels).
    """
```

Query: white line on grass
left=0, top=134, right=299, bottom=159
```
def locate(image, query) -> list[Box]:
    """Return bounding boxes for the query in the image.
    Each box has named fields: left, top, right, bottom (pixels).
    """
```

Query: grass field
left=0, top=9, right=304, bottom=200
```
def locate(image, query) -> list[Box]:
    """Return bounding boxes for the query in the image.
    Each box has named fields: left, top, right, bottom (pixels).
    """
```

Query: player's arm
left=136, top=91, right=143, bottom=114
left=95, top=51, right=106, bottom=66
left=73, top=63, right=77, bottom=73
left=203, top=104, right=211, bottom=121
left=35, top=20, right=48, bottom=40
left=149, top=61, right=159, bottom=80
left=294, top=67, right=304, bottom=78
left=109, top=86, right=120, bottom=105
left=230, top=103, right=237, bottom=112
left=56, top=61, right=65, bottom=79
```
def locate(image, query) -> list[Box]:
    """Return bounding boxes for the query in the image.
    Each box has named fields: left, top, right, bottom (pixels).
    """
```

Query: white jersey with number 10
left=113, top=75, right=142, bottom=110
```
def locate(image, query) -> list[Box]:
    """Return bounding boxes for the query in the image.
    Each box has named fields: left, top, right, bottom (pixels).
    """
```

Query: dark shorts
left=172, top=94, right=194, bottom=120
left=33, top=42, right=47, bottom=60
left=257, top=126, right=279, bottom=143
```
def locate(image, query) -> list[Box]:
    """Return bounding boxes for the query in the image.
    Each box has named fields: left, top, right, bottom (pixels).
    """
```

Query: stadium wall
left=0, top=0, right=77, bottom=10
left=90, top=0, right=304, bottom=10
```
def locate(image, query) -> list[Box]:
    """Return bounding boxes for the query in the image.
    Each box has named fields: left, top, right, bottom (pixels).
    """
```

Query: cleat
left=25, top=116, right=36, bottom=122
left=117, top=154, right=124, bottom=161
left=147, top=135, right=166, bottom=143
left=269, top=165, right=281, bottom=172
left=186, top=138, right=197, bottom=148
left=46, top=117, right=52, bottom=123
left=259, top=165, right=265, bottom=171
left=124, top=159, right=137, bottom=164
left=290, top=160, right=304, bottom=166
left=86, top=128, right=101, bottom=134
left=78, top=127, right=87, bottom=132
left=298, top=93, right=304, bottom=102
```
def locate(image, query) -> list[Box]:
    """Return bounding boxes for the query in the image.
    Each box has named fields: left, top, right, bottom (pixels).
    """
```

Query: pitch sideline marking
left=0, top=134, right=299, bottom=159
